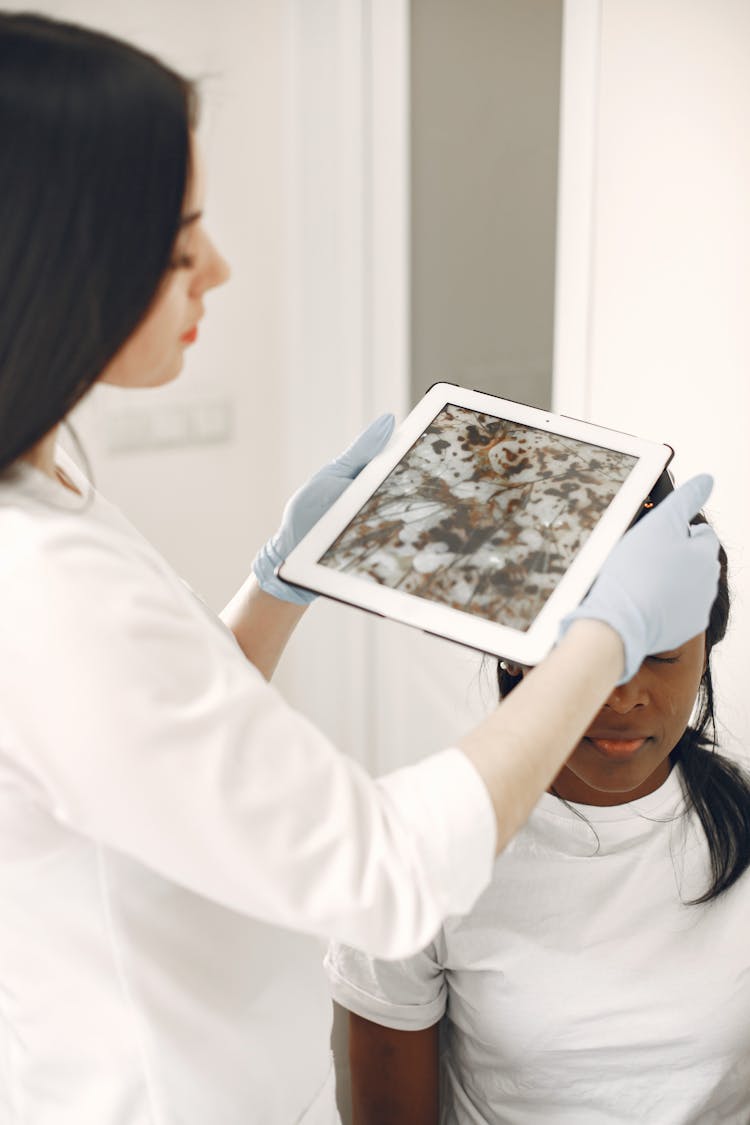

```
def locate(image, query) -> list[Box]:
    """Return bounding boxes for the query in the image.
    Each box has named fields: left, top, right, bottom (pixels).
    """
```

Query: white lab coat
left=0, top=453, right=495, bottom=1123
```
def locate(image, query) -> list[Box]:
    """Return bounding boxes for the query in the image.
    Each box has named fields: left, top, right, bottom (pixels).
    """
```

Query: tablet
left=278, top=384, right=673, bottom=665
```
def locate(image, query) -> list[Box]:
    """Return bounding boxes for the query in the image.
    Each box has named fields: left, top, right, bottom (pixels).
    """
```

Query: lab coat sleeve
left=0, top=520, right=496, bottom=960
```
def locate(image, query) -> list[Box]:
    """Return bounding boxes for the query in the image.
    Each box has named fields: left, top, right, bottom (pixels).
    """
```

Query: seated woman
left=325, top=514, right=750, bottom=1124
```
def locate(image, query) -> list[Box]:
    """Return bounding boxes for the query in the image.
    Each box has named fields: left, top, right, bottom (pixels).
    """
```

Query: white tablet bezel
left=278, top=384, right=673, bottom=665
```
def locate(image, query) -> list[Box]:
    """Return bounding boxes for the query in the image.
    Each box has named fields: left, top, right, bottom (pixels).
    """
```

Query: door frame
left=283, top=0, right=603, bottom=774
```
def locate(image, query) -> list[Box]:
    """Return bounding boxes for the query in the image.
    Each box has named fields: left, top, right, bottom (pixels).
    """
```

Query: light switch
left=105, top=398, right=233, bottom=453
left=189, top=399, right=232, bottom=443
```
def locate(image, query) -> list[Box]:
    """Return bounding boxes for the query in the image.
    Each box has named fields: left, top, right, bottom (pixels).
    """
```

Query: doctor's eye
left=647, top=653, right=681, bottom=665
left=169, top=252, right=196, bottom=270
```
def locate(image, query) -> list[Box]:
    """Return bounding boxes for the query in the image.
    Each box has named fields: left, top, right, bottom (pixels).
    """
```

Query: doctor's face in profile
left=507, top=632, right=706, bottom=805
left=99, top=139, right=230, bottom=390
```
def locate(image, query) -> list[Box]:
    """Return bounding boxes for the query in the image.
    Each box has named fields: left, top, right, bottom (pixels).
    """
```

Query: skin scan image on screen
left=319, top=406, right=637, bottom=630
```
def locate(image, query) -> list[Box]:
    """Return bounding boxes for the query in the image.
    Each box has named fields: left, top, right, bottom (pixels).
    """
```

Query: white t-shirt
left=326, top=767, right=750, bottom=1124
left=0, top=453, right=496, bottom=1124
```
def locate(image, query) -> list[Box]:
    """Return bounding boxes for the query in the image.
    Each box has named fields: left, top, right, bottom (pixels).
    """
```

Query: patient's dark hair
left=0, top=13, right=197, bottom=470
left=498, top=509, right=750, bottom=905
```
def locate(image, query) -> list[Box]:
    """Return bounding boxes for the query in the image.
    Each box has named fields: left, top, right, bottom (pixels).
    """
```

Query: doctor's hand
left=252, top=413, right=395, bottom=605
left=561, top=474, right=721, bottom=683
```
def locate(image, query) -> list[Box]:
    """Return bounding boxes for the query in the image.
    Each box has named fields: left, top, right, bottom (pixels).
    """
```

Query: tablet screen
left=318, top=405, right=637, bottom=631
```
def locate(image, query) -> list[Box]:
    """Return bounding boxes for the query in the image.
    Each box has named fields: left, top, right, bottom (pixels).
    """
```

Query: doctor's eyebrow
left=178, top=209, right=203, bottom=227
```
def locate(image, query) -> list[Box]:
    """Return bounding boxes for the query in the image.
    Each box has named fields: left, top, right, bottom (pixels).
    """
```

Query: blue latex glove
left=561, top=474, right=721, bottom=683
left=252, top=413, right=396, bottom=605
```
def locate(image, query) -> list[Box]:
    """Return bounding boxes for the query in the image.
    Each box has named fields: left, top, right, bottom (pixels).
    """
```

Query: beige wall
left=368, top=0, right=564, bottom=784
left=410, top=0, right=562, bottom=409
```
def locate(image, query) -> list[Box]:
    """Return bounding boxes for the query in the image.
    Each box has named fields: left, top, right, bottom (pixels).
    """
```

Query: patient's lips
left=587, top=733, right=648, bottom=759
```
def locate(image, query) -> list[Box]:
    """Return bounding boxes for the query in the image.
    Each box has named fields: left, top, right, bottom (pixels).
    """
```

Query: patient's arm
left=349, top=1012, right=440, bottom=1125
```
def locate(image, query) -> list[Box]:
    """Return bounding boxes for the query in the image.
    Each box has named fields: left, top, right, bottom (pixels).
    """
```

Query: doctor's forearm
left=458, top=619, right=624, bottom=855
left=221, top=575, right=307, bottom=679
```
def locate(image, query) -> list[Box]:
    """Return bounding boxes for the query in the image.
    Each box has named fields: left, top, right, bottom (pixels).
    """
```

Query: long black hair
left=498, top=513, right=750, bottom=905
left=0, top=13, right=197, bottom=470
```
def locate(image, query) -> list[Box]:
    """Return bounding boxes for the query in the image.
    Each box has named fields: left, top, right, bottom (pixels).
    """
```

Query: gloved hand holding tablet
left=276, top=383, right=683, bottom=666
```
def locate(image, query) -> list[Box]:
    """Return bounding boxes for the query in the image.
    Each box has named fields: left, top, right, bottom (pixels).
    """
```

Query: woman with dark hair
left=328, top=518, right=750, bottom=1124
left=0, top=12, right=722, bottom=1125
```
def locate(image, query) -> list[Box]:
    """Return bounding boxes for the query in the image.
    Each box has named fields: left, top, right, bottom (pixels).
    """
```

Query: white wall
left=558, top=0, right=750, bottom=757
left=33, top=0, right=288, bottom=615
left=33, top=0, right=385, bottom=766
left=28, top=0, right=750, bottom=815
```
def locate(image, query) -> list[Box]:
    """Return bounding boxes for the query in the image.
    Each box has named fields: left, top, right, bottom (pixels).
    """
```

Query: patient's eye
left=647, top=652, right=681, bottom=665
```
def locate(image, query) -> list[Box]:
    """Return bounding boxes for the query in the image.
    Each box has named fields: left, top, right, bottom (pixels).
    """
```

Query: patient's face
left=553, top=633, right=706, bottom=804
